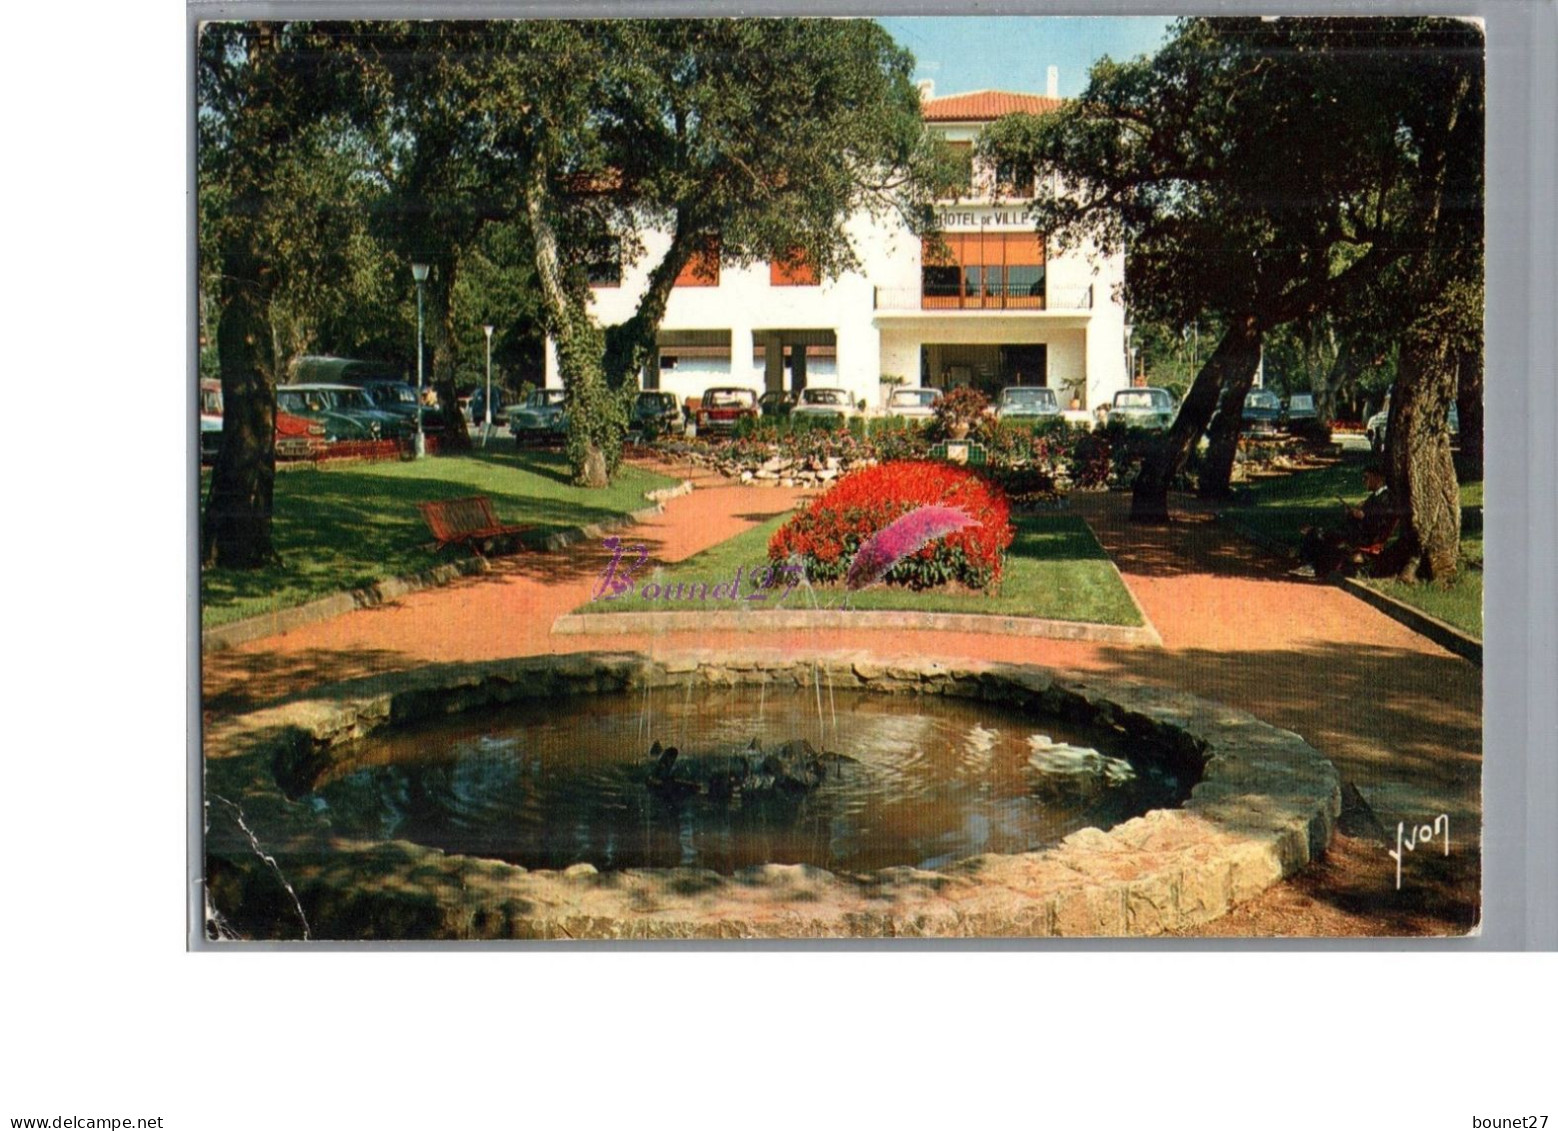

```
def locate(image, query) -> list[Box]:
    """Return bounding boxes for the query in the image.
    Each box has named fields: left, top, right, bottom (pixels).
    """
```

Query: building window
left=770, top=248, right=819, bottom=287
left=674, top=239, right=720, bottom=287
left=585, top=238, right=622, bottom=288
left=921, top=232, right=1045, bottom=310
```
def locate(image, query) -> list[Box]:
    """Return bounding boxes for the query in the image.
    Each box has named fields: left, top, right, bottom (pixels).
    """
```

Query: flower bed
left=768, top=460, right=1014, bottom=591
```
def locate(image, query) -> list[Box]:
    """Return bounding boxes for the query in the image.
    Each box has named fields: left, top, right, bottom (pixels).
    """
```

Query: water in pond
left=308, top=688, right=1189, bottom=874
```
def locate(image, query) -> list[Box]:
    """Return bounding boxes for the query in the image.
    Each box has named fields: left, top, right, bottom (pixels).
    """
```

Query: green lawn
left=201, top=449, right=678, bottom=628
left=1225, top=456, right=1483, bottom=638
left=575, top=513, right=1143, bottom=626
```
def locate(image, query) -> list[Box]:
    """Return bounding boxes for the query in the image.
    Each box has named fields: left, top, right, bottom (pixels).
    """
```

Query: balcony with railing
left=873, top=282, right=1094, bottom=313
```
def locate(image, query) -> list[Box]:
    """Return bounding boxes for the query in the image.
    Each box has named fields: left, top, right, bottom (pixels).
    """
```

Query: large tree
left=198, top=23, right=364, bottom=567
left=982, top=17, right=1482, bottom=529
left=491, top=19, right=950, bottom=485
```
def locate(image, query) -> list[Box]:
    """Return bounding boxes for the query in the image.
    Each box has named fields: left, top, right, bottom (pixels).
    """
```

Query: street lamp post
left=482, top=324, right=495, bottom=431
left=412, top=262, right=430, bottom=458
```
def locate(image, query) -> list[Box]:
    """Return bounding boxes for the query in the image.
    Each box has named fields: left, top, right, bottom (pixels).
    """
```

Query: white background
left=0, top=4, right=1552, bottom=1128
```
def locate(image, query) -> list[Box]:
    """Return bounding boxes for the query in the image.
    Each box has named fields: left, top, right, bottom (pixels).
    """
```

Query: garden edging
left=551, top=608, right=1160, bottom=646
left=1215, top=511, right=1481, bottom=666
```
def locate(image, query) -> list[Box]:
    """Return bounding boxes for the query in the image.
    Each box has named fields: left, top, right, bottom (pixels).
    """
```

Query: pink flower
left=845, top=505, right=977, bottom=590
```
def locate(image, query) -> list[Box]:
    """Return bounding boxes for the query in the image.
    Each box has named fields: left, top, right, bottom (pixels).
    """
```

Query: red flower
left=769, top=461, right=1013, bottom=591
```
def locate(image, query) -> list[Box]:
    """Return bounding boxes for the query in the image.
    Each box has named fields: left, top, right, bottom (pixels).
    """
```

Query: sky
left=876, top=17, right=1174, bottom=100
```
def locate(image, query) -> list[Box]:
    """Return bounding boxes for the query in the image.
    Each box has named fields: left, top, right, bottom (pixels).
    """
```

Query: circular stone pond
left=203, top=651, right=1341, bottom=941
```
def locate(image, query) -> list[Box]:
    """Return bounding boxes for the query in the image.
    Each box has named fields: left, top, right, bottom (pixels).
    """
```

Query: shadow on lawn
left=202, top=461, right=660, bottom=612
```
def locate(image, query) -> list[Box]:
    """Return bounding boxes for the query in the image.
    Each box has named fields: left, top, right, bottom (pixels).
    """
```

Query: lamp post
left=482, top=324, right=495, bottom=431
left=1123, top=322, right=1134, bottom=389
left=411, top=263, right=430, bottom=458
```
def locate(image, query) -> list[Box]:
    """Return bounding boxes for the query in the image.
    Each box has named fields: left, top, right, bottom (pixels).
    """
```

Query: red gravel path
left=203, top=466, right=1481, bottom=936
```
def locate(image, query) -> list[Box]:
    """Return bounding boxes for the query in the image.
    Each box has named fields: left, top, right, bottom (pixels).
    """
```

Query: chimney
left=917, top=79, right=935, bottom=101
left=1047, top=66, right=1059, bottom=99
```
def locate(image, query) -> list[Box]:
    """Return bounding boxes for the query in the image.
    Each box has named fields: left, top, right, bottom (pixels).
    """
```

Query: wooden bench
left=418, top=496, right=531, bottom=556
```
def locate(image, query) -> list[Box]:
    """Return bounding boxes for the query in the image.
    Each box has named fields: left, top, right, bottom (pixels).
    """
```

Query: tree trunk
left=1384, top=328, right=1461, bottom=582
left=520, top=159, right=613, bottom=487
left=602, top=214, right=697, bottom=394
left=201, top=232, right=280, bottom=569
left=1131, top=315, right=1262, bottom=522
left=428, top=262, right=471, bottom=452
left=1197, top=329, right=1265, bottom=500
left=1455, top=342, right=1483, bottom=480
left=1316, top=333, right=1358, bottom=426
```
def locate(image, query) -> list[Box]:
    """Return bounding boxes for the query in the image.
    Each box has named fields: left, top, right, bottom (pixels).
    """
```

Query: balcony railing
left=873, top=284, right=1094, bottom=312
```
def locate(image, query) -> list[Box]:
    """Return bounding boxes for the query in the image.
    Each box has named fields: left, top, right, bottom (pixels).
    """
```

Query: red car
left=695, top=387, right=759, bottom=434
left=199, top=379, right=327, bottom=462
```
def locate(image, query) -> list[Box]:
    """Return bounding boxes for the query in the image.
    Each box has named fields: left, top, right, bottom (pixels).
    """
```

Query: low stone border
left=204, top=651, right=1339, bottom=940
left=552, top=609, right=1160, bottom=646
left=1216, top=512, right=1481, bottom=666
left=200, top=484, right=690, bottom=653
left=642, top=479, right=695, bottom=504
left=1336, top=577, right=1482, bottom=667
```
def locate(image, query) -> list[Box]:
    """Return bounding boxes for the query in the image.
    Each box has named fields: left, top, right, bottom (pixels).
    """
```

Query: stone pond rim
left=202, top=651, right=1342, bottom=940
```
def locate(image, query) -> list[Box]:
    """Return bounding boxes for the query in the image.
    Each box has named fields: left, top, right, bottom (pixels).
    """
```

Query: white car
left=1366, top=398, right=1459, bottom=453
left=791, top=387, right=860, bottom=425
left=885, top=386, right=942, bottom=420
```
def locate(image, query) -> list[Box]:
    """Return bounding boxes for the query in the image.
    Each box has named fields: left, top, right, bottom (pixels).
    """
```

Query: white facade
left=545, top=92, right=1129, bottom=415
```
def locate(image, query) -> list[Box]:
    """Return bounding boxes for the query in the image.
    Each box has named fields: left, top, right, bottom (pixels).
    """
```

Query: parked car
left=790, top=387, right=859, bottom=426
left=288, top=383, right=410, bottom=440
left=276, top=385, right=381, bottom=442
left=1111, top=387, right=1178, bottom=430
left=1242, top=389, right=1283, bottom=433
left=694, top=387, right=759, bottom=434
left=630, top=391, right=685, bottom=438
left=339, top=375, right=447, bottom=434
left=203, top=378, right=330, bottom=460
left=466, top=386, right=513, bottom=430
left=1366, top=398, right=1459, bottom=453
left=510, top=388, right=569, bottom=446
left=1284, top=393, right=1318, bottom=425
left=759, top=390, right=797, bottom=418
left=885, top=386, right=942, bottom=420
left=995, top=385, right=1061, bottom=422
left=200, top=378, right=223, bottom=463
left=274, top=408, right=328, bottom=458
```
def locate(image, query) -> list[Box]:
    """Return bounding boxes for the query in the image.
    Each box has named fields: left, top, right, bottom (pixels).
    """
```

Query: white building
left=545, top=86, right=1129, bottom=414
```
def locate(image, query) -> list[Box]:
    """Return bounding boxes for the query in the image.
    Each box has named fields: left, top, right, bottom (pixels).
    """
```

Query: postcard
left=197, top=15, right=1484, bottom=941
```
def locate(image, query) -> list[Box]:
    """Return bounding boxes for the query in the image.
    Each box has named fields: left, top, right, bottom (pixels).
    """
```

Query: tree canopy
left=487, top=19, right=951, bottom=483
left=981, top=15, right=1482, bottom=556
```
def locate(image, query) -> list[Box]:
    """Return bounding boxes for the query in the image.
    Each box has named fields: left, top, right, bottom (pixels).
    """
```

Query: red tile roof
left=922, top=90, right=1064, bottom=122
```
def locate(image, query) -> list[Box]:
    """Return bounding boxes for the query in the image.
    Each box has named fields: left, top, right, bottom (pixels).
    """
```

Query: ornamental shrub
left=930, top=386, right=992, bottom=441
left=769, top=460, right=1014, bottom=591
